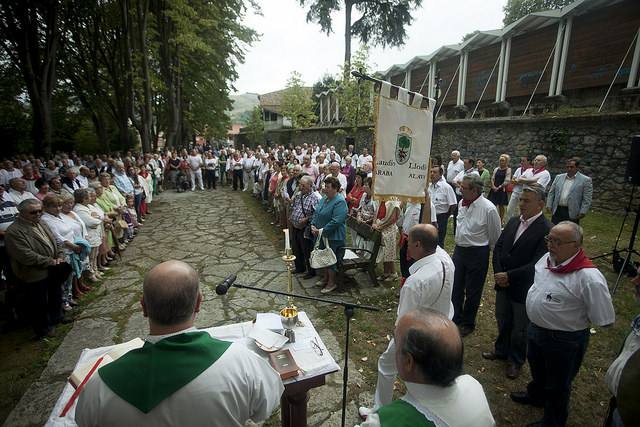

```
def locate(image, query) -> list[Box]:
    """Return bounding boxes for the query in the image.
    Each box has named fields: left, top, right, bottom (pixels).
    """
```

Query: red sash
left=546, top=249, right=596, bottom=274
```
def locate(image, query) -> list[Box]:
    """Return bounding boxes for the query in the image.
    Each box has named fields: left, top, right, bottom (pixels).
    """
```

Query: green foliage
left=299, top=0, right=422, bottom=66
left=0, top=0, right=258, bottom=154
left=244, top=106, right=264, bottom=145
left=0, top=60, right=31, bottom=155
left=503, top=0, right=573, bottom=25
left=280, top=71, right=317, bottom=129
left=336, top=45, right=375, bottom=128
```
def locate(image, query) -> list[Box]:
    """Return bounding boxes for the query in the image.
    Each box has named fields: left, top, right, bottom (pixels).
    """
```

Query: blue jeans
left=527, top=323, right=589, bottom=427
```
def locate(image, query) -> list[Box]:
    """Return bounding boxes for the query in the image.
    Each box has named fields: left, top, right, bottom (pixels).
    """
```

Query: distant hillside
left=229, top=93, right=259, bottom=124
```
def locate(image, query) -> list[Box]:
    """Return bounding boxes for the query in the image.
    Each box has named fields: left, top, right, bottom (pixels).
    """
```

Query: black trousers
left=436, top=212, right=450, bottom=249
left=205, top=169, right=217, bottom=189
left=291, top=227, right=314, bottom=275
left=494, top=290, right=529, bottom=366
left=552, top=206, right=579, bottom=225
left=26, top=276, right=63, bottom=337
left=527, top=323, right=589, bottom=427
left=399, top=238, right=415, bottom=279
left=232, top=169, right=243, bottom=191
left=452, top=245, right=490, bottom=329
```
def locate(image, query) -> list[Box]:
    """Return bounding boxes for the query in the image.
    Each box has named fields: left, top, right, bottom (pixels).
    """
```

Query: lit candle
left=284, top=229, right=290, bottom=251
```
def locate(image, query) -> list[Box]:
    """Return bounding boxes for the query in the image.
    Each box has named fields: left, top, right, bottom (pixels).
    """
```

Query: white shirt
left=605, top=315, right=640, bottom=396
left=526, top=253, right=615, bottom=331
left=401, top=202, right=437, bottom=233
left=511, top=167, right=527, bottom=194
left=326, top=173, right=347, bottom=195
left=452, top=169, right=479, bottom=195
left=359, top=154, right=373, bottom=168
left=454, top=196, right=501, bottom=248
left=0, top=169, right=23, bottom=186
left=400, top=251, right=455, bottom=320
left=76, top=329, right=284, bottom=427
left=42, top=212, right=77, bottom=255
left=514, top=211, right=544, bottom=243
left=73, top=204, right=103, bottom=247
left=446, top=160, right=464, bottom=184
left=187, top=155, right=203, bottom=171
left=7, top=188, right=37, bottom=205
left=77, top=175, right=89, bottom=189
left=428, top=178, right=457, bottom=214
left=558, top=175, right=576, bottom=206
left=359, top=376, right=495, bottom=427
left=521, top=168, right=551, bottom=191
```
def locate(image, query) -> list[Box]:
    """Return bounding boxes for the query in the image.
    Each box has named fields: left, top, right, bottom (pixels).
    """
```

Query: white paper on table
left=290, top=346, right=329, bottom=374
left=255, top=313, right=284, bottom=332
left=248, top=327, right=288, bottom=350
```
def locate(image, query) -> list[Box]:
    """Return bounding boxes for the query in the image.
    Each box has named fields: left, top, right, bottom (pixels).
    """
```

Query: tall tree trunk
left=344, top=0, right=353, bottom=74
left=0, top=2, right=61, bottom=156
left=136, top=0, right=152, bottom=153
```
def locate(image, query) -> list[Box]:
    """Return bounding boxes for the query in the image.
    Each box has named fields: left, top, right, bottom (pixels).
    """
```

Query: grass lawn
left=339, top=210, right=638, bottom=427
left=243, top=190, right=637, bottom=427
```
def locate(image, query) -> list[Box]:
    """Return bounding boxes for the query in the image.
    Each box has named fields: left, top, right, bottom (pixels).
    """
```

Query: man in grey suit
left=546, top=158, right=593, bottom=224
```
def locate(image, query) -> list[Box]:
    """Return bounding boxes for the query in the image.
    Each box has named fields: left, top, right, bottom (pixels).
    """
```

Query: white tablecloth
left=46, top=311, right=339, bottom=426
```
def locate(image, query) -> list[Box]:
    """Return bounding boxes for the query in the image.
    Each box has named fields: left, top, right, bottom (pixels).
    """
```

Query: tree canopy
left=503, top=0, right=573, bottom=25
left=298, top=0, right=422, bottom=69
left=281, top=71, right=317, bottom=129
left=0, top=0, right=257, bottom=156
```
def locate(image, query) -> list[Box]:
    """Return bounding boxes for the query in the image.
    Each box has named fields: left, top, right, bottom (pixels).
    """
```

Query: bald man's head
left=407, top=224, right=439, bottom=259
left=396, top=309, right=463, bottom=386
left=142, top=260, right=200, bottom=327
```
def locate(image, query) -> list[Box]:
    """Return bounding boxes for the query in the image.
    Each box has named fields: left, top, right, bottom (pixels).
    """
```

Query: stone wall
left=237, top=112, right=640, bottom=212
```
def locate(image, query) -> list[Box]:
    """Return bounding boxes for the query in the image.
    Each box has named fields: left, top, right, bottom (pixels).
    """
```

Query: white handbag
left=310, top=229, right=337, bottom=269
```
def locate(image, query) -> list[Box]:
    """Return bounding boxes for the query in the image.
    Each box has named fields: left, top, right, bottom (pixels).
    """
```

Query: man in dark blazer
left=5, top=199, right=68, bottom=339
left=482, top=184, right=552, bottom=379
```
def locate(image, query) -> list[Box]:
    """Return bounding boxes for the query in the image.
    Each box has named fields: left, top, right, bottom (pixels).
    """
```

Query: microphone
left=215, top=274, right=237, bottom=295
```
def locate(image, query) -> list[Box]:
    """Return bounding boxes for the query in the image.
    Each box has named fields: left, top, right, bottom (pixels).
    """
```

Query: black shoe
left=482, top=351, right=507, bottom=361
left=459, top=325, right=475, bottom=337
left=526, top=421, right=544, bottom=427
left=510, top=391, right=544, bottom=407
left=302, top=272, right=316, bottom=280
left=506, top=363, right=522, bottom=380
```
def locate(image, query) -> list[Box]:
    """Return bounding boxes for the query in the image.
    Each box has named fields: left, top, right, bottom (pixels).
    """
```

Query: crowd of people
left=0, top=151, right=162, bottom=339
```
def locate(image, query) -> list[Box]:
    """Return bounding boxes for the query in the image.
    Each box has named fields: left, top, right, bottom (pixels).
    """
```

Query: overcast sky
left=232, top=0, right=507, bottom=95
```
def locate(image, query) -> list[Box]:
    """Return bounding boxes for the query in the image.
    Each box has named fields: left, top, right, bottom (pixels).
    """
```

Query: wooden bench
left=338, top=216, right=383, bottom=287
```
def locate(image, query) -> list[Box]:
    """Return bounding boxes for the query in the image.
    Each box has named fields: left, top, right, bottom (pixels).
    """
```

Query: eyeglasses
left=311, top=337, right=324, bottom=356
left=544, top=235, right=576, bottom=246
left=28, top=210, right=43, bottom=215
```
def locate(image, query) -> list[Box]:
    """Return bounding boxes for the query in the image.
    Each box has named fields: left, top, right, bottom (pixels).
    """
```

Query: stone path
left=5, top=188, right=378, bottom=427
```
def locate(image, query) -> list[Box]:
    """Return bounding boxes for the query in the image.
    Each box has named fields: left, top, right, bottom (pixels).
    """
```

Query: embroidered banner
left=373, top=82, right=435, bottom=203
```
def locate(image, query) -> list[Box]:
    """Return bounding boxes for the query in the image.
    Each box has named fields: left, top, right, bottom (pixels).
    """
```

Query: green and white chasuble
left=76, top=328, right=284, bottom=427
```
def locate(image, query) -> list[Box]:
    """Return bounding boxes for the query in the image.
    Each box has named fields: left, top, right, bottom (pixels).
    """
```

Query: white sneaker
left=358, top=406, right=374, bottom=420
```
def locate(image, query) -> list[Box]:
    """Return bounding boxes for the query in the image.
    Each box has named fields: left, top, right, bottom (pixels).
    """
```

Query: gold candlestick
left=280, top=248, right=298, bottom=342
left=281, top=247, right=297, bottom=309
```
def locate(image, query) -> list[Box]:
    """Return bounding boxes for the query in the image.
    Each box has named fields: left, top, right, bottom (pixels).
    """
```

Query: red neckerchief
left=532, top=167, right=546, bottom=174
left=139, top=171, right=149, bottom=178
left=461, top=195, right=479, bottom=207
left=546, top=248, right=596, bottom=274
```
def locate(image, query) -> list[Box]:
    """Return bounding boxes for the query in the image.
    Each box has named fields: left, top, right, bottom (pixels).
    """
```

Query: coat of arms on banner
left=395, top=126, right=413, bottom=165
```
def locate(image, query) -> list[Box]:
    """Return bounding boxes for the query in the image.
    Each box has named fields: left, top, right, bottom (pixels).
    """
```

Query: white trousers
left=504, top=191, right=521, bottom=223
left=374, top=338, right=397, bottom=409
left=190, top=169, right=204, bottom=190
left=243, top=169, right=252, bottom=191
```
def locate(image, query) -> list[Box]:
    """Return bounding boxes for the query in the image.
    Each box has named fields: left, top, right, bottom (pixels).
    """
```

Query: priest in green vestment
left=357, top=310, right=495, bottom=427
left=76, top=260, right=284, bottom=426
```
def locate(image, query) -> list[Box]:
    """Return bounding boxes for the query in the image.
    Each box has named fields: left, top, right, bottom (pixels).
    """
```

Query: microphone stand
left=226, top=282, right=380, bottom=427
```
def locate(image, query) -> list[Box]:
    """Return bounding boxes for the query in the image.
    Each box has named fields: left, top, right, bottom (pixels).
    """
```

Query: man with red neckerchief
left=511, top=221, right=615, bottom=427
left=517, top=154, right=551, bottom=192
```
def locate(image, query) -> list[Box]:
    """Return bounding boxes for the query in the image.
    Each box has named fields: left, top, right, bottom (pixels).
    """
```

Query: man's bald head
left=407, top=224, right=439, bottom=258
left=396, top=309, right=463, bottom=387
left=143, top=260, right=200, bottom=327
